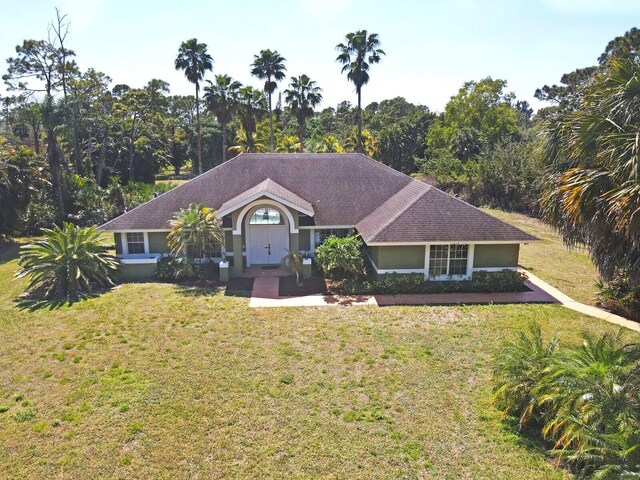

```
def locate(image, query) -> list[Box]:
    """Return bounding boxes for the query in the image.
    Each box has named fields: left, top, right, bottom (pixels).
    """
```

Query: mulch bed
left=279, top=275, right=328, bottom=296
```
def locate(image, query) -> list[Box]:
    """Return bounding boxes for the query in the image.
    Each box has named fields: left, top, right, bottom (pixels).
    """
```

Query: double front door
left=247, top=224, right=289, bottom=265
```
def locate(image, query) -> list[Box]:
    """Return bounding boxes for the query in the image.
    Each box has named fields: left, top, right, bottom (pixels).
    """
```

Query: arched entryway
left=245, top=204, right=290, bottom=265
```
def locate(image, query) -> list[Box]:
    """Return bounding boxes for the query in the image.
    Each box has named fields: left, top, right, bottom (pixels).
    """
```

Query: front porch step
left=251, top=277, right=280, bottom=299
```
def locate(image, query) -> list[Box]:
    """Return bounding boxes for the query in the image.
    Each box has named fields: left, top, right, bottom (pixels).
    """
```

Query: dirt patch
left=279, top=276, right=328, bottom=296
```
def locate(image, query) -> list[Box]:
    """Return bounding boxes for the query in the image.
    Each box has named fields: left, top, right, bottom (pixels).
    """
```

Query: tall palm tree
left=284, top=74, right=323, bottom=152
left=235, top=86, right=266, bottom=153
left=336, top=30, right=385, bottom=154
left=250, top=49, right=287, bottom=152
left=204, top=74, right=242, bottom=162
left=174, top=38, right=213, bottom=175
left=541, top=59, right=640, bottom=284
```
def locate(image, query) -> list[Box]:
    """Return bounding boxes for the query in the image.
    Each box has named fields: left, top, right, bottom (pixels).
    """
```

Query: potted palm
left=281, top=249, right=303, bottom=287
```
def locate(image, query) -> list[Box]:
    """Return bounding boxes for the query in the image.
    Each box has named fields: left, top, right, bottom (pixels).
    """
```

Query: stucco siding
left=369, top=245, right=425, bottom=270
left=148, top=232, right=170, bottom=253
left=473, top=244, right=520, bottom=268
left=224, top=231, right=233, bottom=251
left=114, top=233, right=123, bottom=255
left=299, top=229, right=310, bottom=251
left=119, top=263, right=156, bottom=281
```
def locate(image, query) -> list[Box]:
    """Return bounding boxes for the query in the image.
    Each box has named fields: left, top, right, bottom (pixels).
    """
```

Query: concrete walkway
left=249, top=276, right=376, bottom=307
left=522, top=270, right=640, bottom=333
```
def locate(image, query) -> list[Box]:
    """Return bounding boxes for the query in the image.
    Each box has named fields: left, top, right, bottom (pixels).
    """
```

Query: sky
left=1, top=0, right=639, bottom=112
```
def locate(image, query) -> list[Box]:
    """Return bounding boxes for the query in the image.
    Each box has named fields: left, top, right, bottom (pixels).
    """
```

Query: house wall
left=369, top=245, right=425, bottom=270
left=473, top=244, right=519, bottom=268
left=299, top=229, right=310, bottom=251
left=148, top=232, right=170, bottom=253
left=114, top=233, right=123, bottom=254
left=119, top=263, right=156, bottom=281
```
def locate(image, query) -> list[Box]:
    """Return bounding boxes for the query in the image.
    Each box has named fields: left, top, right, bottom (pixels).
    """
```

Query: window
left=429, top=244, right=469, bottom=277
left=315, top=228, right=351, bottom=245
left=186, top=242, right=223, bottom=258
left=126, top=232, right=145, bottom=254
left=249, top=207, right=284, bottom=225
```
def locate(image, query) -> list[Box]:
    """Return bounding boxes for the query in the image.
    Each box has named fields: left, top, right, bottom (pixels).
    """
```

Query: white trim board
left=218, top=191, right=314, bottom=218
left=233, top=199, right=299, bottom=235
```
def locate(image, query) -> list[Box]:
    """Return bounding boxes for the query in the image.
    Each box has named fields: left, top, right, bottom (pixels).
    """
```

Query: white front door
left=248, top=225, right=289, bottom=265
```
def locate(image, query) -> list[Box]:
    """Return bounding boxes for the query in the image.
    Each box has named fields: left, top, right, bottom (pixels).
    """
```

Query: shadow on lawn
left=498, top=415, right=556, bottom=462
left=175, top=277, right=255, bottom=298
left=14, top=292, right=100, bottom=311
left=0, top=241, right=22, bottom=265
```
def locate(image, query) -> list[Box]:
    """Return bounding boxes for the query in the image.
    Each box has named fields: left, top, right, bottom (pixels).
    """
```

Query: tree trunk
left=357, top=88, right=363, bottom=154
left=96, top=128, right=107, bottom=187
left=268, top=90, right=274, bottom=152
left=47, top=129, right=66, bottom=221
left=129, top=139, right=135, bottom=183
left=222, top=120, right=227, bottom=162
left=299, top=118, right=305, bottom=153
left=196, top=84, right=203, bottom=175
left=32, top=122, right=40, bottom=154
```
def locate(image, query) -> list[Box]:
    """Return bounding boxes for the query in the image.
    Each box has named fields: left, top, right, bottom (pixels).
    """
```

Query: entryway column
left=232, top=234, right=243, bottom=277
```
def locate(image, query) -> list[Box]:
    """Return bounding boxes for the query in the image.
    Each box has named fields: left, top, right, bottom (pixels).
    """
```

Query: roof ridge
left=362, top=181, right=431, bottom=241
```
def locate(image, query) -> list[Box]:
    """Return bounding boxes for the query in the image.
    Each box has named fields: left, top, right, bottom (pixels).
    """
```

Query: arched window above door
left=249, top=207, right=284, bottom=225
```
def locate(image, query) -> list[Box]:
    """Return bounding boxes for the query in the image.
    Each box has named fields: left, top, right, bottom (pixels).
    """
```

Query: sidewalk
left=522, top=270, right=640, bottom=333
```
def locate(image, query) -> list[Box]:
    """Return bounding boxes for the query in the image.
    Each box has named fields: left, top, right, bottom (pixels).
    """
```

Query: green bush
left=16, top=223, right=119, bottom=301
left=314, top=235, right=366, bottom=279
left=596, top=271, right=640, bottom=321
left=154, top=256, right=217, bottom=282
left=331, top=270, right=527, bottom=295
left=493, top=324, right=640, bottom=479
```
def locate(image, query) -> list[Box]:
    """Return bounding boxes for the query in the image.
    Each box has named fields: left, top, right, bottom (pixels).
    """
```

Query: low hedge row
left=330, top=270, right=528, bottom=295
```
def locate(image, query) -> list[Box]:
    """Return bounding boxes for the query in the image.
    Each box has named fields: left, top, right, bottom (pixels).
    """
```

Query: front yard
left=0, top=238, right=637, bottom=479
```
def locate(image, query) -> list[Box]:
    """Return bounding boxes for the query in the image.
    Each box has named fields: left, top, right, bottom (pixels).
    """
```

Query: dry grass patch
left=484, top=209, right=599, bottom=305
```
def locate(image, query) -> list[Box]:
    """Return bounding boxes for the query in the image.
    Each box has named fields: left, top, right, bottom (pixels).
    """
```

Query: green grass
left=0, top=239, right=636, bottom=478
left=484, top=209, right=600, bottom=305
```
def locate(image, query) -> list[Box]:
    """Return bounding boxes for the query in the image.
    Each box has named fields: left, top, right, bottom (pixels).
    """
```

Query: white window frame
left=424, top=243, right=474, bottom=281
left=121, top=232, right=149, bottom=256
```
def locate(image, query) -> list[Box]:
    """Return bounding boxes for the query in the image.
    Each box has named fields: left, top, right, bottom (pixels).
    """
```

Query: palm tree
left=174, top=38, right=213, bottom=175
left=228, top=128, right=267, bottom=155
left=541, top=59, right=640, bottom=284
left=235, top=86, right=266, bottom=153
left=204, top=74, right=242, bottom=162
left=314, top=135, right=343, bottom=153
left=344, top=128, right=378, bottom=157
left=539, top=331, right=640, bottom=478
left=167, top=203, right=223, bottom=260
left=16, top=223, right=119, bottom=301
left=250, top=49, right=287, bottom=152
left=336, top=30, right=385, bottom=154
left=280, top=249, right=303, bottom=286
left=276, top=135, right=300, bottom=153
left=284, top=74, right=323, bottom=152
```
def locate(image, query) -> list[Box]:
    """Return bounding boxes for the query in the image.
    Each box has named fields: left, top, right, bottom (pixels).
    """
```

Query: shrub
left=492, top=325, right=640, bottom=479
left=331, top=270, right=527, bottom=295
left=492, top=323, right=560, bottom=428
left=154, top=256, right=217, bottom=282
left=596, top=271, right=640, bottom=321
left=16, top=223, right=119, bottom=301
left=314, top=235, right=366, bottom=279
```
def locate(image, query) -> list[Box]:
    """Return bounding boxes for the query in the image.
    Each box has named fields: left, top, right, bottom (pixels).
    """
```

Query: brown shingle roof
left=217, top=178, right=314, bottom=216
left=357, top=180, right=538, bottom=243
left=99, top=153, right=537, bottom=244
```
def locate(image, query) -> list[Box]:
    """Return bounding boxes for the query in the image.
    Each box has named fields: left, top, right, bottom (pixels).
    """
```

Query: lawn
left=1, top=242, right=637, bottom=478
left=484, top=209, right=599, bottom=305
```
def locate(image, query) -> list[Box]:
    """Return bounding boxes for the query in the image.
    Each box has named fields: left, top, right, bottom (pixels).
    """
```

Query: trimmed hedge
left=331, top=270, right=528, bottom=295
